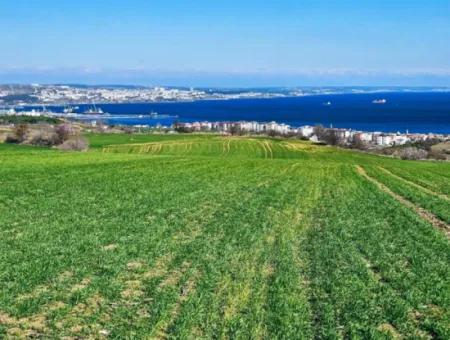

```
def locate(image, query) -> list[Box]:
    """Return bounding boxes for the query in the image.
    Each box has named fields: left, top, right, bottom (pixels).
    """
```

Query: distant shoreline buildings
left=174, top=120, right=449, bottom=147
left=0, top=84, right=290, bottom=105
left=2, top=84, right=450, bottom=106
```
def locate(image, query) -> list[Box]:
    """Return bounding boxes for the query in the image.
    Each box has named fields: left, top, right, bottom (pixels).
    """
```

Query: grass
left=0, top=133, right=449, bottom=338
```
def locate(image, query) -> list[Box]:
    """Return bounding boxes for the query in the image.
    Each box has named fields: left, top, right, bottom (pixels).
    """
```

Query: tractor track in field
left=378, top=166, right=450, bottom=202
left=357, top=166, right=450, bottom=239
left=102, top=140, right=201, bottom=154
left=222, top=138, right=231, bottom=156
left=264, top=141, right=273, bottom=159
left=258, top=141, right=268, bottom=158
left=258, top=141, right=273, bottom=159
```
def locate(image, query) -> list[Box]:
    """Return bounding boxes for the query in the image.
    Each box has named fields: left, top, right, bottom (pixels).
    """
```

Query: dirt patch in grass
left=58, top=271, right=74, bottom=281
left=158, top=261, right=191, bottom=289
left=377, top=323, right=402, bottom=338
left=172, top=226, right=202, bottom=244
left=70, top=277, right=92, bottom=292
left=7, top=327, right=39, bottom=338
left=101, top=243, right=118, bottom=251
left=121, top=280, right=144, bottom=300
left=16, top=286, right=49, bottom=302
left=357, top=166, right=450, bottom=239
left=127, top=260, right=145, bottom=271
left=118, top=254, right=175, bottom=302
left=261, top=263, right=275, bottom=278
left=46, top=301, right=67, bottom=312
left=0, top=312, right=16, bottom=325
left=144, top=254, right=173, bottom=280
left=0, top=311, right=49, bottom=337
left=56, top=293, right=106, bottom=337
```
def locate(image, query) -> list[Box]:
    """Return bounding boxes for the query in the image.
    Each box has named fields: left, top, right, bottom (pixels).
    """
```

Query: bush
left=30, top=132, right=60, bottom=147
left=4, top=134, right=21, bottom=144
left=57, top=136, right=89, bottom=151
left=394, top=147, right=428, bottom=160
left=428, top=150, right=447, bottom=161
left=350, top=137, right=367, bottom=150
left=13, top=123, right=28, bottom=143
left=55, top=124, right=73, bottom=143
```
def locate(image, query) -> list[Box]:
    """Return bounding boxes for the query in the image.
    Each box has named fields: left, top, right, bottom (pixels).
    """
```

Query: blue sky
left=1, top=0, right=449, bottom=86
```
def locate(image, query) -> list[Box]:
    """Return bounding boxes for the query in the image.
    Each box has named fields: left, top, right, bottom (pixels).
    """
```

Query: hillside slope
left=0, top=134, right=449, bottom=338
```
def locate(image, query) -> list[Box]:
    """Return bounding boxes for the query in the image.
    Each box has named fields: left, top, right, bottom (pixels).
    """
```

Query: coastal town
left=173, top=120, right=448, bottom=148
left=0, top=84, right=290, bottom=105
left=3, top=84, right=449, bottom=106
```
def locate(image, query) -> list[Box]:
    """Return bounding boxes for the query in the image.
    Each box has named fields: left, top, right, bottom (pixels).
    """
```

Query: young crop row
left=101, top=136, right=326, bottom=160
left=380, top=161, right=450, bottom=197
left=363, top=165, right=450, bottom=225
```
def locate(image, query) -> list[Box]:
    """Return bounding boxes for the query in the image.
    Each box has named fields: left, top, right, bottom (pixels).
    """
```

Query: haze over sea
left=52, top=91, right=450, bottom=134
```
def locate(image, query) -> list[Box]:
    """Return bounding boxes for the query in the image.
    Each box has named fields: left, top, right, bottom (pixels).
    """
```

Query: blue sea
left=45, top=92, right=450, bottom=134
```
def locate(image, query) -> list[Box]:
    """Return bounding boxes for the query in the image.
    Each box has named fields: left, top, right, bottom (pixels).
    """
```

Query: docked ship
left=63, top=105, right=78, bottom=114
left=84, top=104, right=105, bottom=115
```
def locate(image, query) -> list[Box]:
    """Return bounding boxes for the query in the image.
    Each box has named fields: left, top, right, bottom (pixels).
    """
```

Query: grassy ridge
left=0, top=133, right=449, bottom=338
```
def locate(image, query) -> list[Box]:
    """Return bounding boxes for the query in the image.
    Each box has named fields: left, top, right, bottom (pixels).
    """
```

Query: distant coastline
left=4, top=91, right=450, bottom=134
left=1, top=84, right=450, bottom=106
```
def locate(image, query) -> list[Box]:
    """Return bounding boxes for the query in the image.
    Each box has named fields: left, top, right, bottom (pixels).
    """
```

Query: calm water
left=48, top=92, right=450, bottom=134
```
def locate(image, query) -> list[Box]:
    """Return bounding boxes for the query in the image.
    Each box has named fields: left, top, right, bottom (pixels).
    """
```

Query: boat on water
left=84, top=104, right=105, bottom=115
left=136, top=112, right=158, bottom=118
left=323, top=101, right=332, bottom=106
left=372, top=99, right=387, bottom=104
left=63, top=105, right=77, bottom=114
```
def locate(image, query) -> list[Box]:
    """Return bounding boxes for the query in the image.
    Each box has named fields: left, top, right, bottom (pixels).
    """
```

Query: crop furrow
left=357, top=166, right=450, bottom=238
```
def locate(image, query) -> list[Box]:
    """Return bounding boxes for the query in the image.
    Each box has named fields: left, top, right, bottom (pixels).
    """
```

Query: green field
left=0, top=134, right=449, bottom=339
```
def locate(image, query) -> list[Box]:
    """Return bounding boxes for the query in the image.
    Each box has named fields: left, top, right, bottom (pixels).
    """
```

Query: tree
left=350, top=136, right=367, bottom=150
left=324, top=130, right=339, bottom=145
left=313, top=125, right=325, bottom=138
left=229, top=125, right=241, bottom=136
